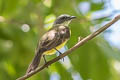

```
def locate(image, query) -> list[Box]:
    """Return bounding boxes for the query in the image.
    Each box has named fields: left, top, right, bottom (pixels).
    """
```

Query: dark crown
left=53, top=14, right=76, bottom=25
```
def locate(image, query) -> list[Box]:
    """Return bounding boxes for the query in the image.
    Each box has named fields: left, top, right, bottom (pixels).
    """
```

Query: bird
left=26, top=14, right=76, bottom=73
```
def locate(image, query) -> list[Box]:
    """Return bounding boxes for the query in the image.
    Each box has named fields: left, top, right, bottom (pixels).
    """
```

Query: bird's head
left=53, top=14, right=76, bottom=26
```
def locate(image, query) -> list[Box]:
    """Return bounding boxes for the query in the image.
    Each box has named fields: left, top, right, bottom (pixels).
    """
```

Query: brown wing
left=54, top=26, right=70, bottom=47
left=26, top=28, right=60, bottom=73
left=36, top=25, right=70, bottom=54
left=26, top=26, right=70, bottom=73
left=36, top=28, right=60, bottom=52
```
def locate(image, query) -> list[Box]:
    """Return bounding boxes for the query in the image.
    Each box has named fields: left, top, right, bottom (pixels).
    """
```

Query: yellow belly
left=43, top=40, right=68, bottom=55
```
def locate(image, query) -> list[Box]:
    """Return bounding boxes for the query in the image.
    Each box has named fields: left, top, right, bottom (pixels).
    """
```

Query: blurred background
left=0, top=0, right=120, bottom=80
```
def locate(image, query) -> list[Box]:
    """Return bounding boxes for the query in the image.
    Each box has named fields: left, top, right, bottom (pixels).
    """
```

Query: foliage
left=0, top=0, right=120, bottom=80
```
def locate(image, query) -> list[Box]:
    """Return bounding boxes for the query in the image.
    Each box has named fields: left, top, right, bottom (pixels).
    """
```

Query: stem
left=17, top=15, right=120, bottom=80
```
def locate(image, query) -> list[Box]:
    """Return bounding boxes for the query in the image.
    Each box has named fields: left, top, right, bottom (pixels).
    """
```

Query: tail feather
left=26, top=49, right=45, bottom=74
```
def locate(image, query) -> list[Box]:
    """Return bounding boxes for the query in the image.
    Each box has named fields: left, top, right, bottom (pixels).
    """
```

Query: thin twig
left=17, top=15, right=120, bottom=80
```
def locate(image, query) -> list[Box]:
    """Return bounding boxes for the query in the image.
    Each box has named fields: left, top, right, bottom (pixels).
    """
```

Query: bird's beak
left=70, top=16, right=76, bottom=19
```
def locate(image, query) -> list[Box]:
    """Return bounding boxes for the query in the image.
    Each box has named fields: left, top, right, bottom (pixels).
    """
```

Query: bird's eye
left=61, top=16, right=66, bottom=19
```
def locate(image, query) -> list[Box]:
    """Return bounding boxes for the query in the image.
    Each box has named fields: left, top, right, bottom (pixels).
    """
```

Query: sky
left=92, top=0, right=120, bottom=48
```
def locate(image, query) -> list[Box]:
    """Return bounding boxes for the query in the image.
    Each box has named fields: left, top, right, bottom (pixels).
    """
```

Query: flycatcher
left=26, top=14, right=76, bottom=73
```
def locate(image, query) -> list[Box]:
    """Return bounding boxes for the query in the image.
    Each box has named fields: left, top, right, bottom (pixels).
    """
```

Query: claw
left=78, top=36, right=83, bottom=42
left=54, top=48, right=64, bottom=62
left=43, top=55, right=49, bottom=68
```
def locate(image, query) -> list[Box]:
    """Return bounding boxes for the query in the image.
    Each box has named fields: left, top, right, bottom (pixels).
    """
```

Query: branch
left=17, top=15, right=120, bottom=80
